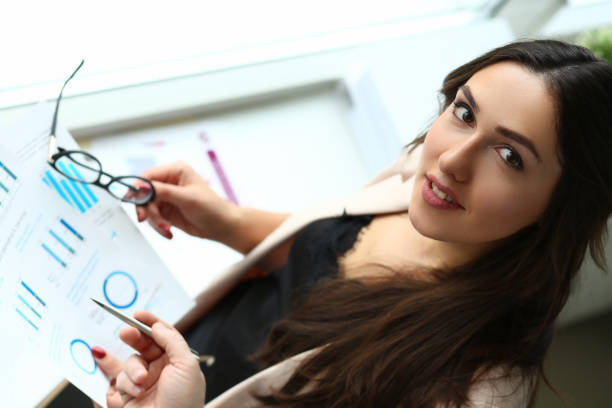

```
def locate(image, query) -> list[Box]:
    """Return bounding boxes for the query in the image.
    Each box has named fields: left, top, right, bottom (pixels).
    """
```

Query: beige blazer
left=181, top=145, right=532, bottom=407
left=177, top=146, right=421, bottom=331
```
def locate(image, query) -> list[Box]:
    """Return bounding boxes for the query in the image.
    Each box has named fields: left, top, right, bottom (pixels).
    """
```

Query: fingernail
left=160, top=223, right=172, bottom=239
left=91, top=346, right=106, bottom=359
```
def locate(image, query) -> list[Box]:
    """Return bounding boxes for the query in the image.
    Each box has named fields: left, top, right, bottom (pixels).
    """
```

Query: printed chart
left=42, top=168, right=99, bottom=214
left=70, top=338, right=97, bottom=375
left=0, top=103, right=196, bottom=408
left=0, top=160, right=18, bottom=204
left=40, top=218, right=84, bottom=269
left=88, top=127, right=245, bottom=298
left=14, top=280, right=46, bottom=332
left=102, top=270, right=138, bottom=309
left=0, top=158, right=21, bottom=224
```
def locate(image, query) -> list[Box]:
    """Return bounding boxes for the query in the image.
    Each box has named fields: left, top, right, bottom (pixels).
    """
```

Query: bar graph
left=42, top=167, right=98, bottom=214
left=40, top=218, right=85, bottom=268
left=0, top=160, right=18, bottom=207
left=15, top=280, right=45, bottom=331
left=60, top=218, right=84, bottom=241
left=0, top=161, right=17, bottom=180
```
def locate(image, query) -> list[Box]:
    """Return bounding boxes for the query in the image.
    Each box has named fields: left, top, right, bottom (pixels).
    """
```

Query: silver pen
left=91, top=298, right=215, bottom=366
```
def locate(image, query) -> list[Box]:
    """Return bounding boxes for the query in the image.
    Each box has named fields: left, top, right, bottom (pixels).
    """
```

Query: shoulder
left=366, top=144, right=423, bottom=186
left=205, top=349, right=317, bottom=408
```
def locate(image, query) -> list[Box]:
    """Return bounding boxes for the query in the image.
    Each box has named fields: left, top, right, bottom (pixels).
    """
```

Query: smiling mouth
left=431, top=182, right=456, bottom=204
left=422, top=176, right=464, bottom=210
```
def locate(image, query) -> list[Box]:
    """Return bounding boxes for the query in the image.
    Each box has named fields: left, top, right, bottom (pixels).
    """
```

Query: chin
left=408, top=207, right=481, bottom=244
left=408, top=209, right=449, bottom=241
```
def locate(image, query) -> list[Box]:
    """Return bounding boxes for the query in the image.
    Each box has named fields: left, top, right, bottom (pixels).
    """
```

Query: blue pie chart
left=103, top=271, right=138, bottom=309
left=70, top=339, right=97, bottom=375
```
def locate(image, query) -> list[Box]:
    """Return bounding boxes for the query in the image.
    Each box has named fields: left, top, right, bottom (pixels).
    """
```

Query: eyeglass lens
left=54, top=152, right=153, bottom=204
left=107, top=177, right=153, bottom=205
left=54, top=152, right=101, bottom=183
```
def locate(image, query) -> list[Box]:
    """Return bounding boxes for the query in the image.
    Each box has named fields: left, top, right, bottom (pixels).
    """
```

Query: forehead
left=464, top=62, right=558, bottom=165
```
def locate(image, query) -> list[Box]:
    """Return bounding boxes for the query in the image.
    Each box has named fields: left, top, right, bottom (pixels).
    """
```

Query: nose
left=438, top=137, right=479, bottom=183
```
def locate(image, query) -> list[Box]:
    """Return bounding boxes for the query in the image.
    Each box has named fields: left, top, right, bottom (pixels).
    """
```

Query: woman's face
left=409, top=61, right=561, bottom=246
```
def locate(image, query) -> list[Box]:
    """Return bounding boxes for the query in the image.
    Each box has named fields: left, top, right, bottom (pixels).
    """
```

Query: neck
left=341, top=213, right=495, bottom=280
left=400, top=213, right=494, bottom=270
left=365, top=213, right=493, bottom=272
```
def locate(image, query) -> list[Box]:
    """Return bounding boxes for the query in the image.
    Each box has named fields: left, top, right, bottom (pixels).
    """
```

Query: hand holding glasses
left=47, top=60, right=155, bottom=205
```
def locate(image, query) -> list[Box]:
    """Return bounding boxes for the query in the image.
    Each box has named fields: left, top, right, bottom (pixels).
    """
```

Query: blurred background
left=0, top=1, right=610, bottom=406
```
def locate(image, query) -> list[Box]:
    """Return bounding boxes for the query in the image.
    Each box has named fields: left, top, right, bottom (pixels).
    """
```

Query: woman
left=93, top=39, right=612, bottom=407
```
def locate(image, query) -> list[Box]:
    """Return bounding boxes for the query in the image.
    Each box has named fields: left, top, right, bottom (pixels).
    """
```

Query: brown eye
left=497, top=146, right=524, bottom=170
left=452, top=102, right=474, bottom=124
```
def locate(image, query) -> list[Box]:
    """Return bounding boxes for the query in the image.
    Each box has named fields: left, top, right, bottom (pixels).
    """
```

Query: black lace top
left=184, top=215, right=373, bottom=400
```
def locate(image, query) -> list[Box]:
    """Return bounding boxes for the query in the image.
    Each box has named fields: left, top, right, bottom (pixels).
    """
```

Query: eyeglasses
left=47, top=60, right=155, bottom=205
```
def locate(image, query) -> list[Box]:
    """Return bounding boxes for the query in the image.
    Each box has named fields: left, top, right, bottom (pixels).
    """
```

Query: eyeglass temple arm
left=47, top=136, right=57, bottom=163
left=48, top=60, right=85, bottom=162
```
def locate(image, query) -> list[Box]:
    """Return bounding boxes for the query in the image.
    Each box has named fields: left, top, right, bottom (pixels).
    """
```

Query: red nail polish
left=91, top=346, right=106, bottom=359
left=160, top=224, right=172, bottom=239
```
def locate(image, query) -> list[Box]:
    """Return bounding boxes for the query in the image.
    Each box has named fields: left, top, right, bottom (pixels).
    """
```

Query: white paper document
left=0, top=104, right=195, bottom=407
left=88, top=120, right=243, bottom=298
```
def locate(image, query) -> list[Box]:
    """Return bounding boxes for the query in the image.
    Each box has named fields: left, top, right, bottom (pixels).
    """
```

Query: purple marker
left=200, top=133, right=238, bottom=204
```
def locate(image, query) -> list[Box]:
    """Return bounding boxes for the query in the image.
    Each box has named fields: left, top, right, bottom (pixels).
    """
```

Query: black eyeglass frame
left=46, top=60, right=155, bottom=205
left=48, top=148, right=156, bottom=204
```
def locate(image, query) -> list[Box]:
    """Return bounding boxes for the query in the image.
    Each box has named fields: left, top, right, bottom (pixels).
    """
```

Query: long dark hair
left=255, top=40, right=612, bottom=407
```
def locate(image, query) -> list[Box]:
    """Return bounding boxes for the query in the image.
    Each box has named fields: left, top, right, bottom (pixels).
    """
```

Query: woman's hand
left=93, top=311, right=206, bottom=408
left=136, top=162, right=240, bottom=243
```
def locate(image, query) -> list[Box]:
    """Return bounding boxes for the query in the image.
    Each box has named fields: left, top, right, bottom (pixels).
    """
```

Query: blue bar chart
left=0, top=160, right=18, bottom=207
left=15, top=280, right=46, bottom=331
left=40, top=218, right=85, bottom=268
left=42, top=167, right=98, bottom=214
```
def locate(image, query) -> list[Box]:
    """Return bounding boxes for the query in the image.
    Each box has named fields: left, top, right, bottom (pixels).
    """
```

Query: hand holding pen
left=91, top=298, right=214, bottom=366
left=91, top=309, right=207, bottom=408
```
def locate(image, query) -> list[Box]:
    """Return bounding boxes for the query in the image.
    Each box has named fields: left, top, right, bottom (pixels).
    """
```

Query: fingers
left=119, top=326, right=163, bottom=361
left=140, top=162, right=186, bottom=184
left=137, top=182, right=191, bottom=238
left=91, top=347, right=125, bottom=408
left=124, top=354, right=149, bottom=385
left=115, top=354, right=148, bottom=399
left=135, top=163, right=199, bottom=224
left=92, top=346, right=123, bottom=381
left=135, top=205, right=147, bottom=223
left=151, top=321, right=195, bottom=363
left=118, top=310, right=167, bottom=359
left=105, top=384, right=124, bottom=408
left=133, top=309, right=167, bottom=327
left=144, top=202, right=173, bottom=239
left=139, top=160, right=204, bottom=185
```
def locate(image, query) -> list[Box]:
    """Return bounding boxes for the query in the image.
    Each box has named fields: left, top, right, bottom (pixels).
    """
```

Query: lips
left=421, top=175, right=464, bottom=210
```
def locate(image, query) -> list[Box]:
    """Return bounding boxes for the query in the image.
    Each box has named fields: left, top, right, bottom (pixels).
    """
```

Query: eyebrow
left=459, top=85, right=480, bottom=114
left=458, top=85, right=542, bottom=162
left=495, top=126, right=542, bottom=162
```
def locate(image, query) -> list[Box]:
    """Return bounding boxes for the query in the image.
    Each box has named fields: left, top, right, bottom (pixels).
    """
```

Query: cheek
left=420, top=113, right=462, bottom=167
left=472, top=182, right=551, bottom=233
